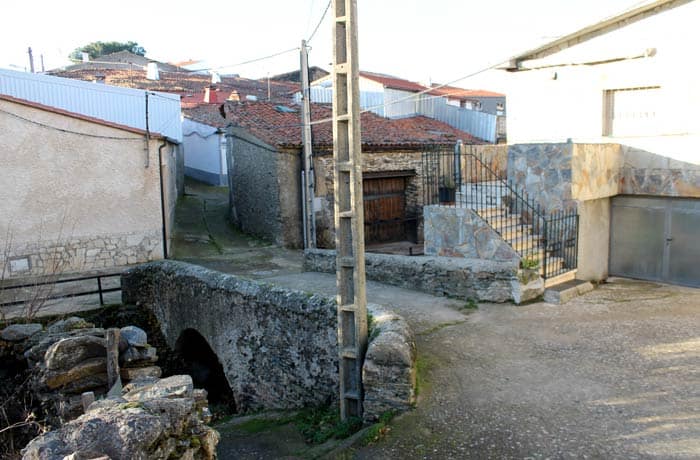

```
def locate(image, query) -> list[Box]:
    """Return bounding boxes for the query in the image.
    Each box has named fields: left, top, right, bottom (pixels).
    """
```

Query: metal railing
left=422, top=145, right=578, bottom=279
left=0, top=273, right=122, bottom=308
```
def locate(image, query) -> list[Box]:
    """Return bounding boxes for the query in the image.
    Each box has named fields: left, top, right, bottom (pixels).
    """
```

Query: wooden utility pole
left=331, top=0, right=367, bottom=420
left=300, top=39, right=316, bottom=248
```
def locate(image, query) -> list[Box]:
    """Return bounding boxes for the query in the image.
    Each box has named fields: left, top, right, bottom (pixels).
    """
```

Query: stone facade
left=313, top=150, right=426, bottom=248
left=304, top=249, right=541, bottom=303
left=620, top=145, right=700, bottom=198
left=2, top=231, right=162, bottom=278
left=507, top=143, right=575, bottom=212
left=571, top=143, right=622, bottom=201
left=423, top=205, right=520, bottom=263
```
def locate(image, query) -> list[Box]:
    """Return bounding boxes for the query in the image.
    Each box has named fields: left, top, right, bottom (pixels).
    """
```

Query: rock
left=24, top=329, right=105, bottom=363
left=44, top=336, right=106, bottom=371
left=44, top=357, right=107, bottom=389
left=120, top=366, right=161, bottom=381
left=511, top=269, right=545, bottom=304
left=46, top=317, right=94, bottom=334
left=119, top=326, right=147, bottom=351
left=119, top=346, right=157, bottom=366
left=124, top=375, right=194, bottom=402
left=22, top=374, right=218, bottom=460
left=0, top=323, right=42, bottom=341
left=362, top=305, right=417, bottom=423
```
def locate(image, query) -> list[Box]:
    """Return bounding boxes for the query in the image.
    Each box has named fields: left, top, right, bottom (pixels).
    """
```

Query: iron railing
left=422, top=145, right=578, bottom=279
left=0, top=273, right=122, bottom=308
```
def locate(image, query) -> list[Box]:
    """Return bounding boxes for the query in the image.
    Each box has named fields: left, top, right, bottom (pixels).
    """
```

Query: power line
left=188, top=47, right=300, bottom=73
left=307, top=0, right=331, bottom=44
left=0, top=107, right=145, bottom=140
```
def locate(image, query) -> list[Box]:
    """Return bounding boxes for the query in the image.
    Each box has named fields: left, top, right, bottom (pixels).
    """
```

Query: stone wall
left=121, top=260, right=338, bottom=412
left=313, top=150, right=426, bottom=248
left=1, top=230, right=163, bottom=278
left=304, top=249, right=542, bottom=303
left=423, top=205, right=520, bottom=264
left=229, top=130, right=283, bottom=245
left=507, top=143, right=575, bottom=212
left=363, top=305, right=416, bottom=423
left=620, top=145, right=700, bottom=198
left=572, top=143, right=622, bottom=201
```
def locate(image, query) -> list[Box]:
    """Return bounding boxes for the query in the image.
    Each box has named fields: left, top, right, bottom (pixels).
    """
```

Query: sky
left=1, top=0, right=650, bottom=87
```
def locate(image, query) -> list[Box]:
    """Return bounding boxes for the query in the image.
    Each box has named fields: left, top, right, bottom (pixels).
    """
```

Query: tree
left=69, top=41, right=146, bottom=61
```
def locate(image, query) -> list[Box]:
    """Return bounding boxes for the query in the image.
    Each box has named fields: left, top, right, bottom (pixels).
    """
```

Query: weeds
left=363, top=410, right=396, bottom=445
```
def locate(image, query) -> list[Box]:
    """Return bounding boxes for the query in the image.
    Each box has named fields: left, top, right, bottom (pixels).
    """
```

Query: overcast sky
left=2, top=0, right=649, bottom=85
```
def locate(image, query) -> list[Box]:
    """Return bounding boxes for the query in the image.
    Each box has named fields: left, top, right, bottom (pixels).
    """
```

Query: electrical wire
left=307, top=0, right=331, bottom=45
left=188, top=48, right=300, bottom=73
left=0, top=107, right=145, bottom=140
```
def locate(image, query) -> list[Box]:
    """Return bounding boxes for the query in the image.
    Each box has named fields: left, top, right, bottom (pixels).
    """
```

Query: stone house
left=184, top=101, right=481, bottom=248
left=0, top=70, right=182, bottom=279
left=430, top=0, right=699, bottom=288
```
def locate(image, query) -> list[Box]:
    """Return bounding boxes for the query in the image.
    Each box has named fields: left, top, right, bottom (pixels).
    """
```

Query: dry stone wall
left=303, top=249, right=539, bottom=303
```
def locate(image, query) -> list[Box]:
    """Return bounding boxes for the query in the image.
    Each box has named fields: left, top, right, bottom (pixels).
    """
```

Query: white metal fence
left=297, top=85, right=498, bottom=143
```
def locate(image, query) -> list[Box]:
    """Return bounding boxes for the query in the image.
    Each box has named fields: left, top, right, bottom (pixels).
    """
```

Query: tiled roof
left=183, top=101, right=482, bottom=149
left=359, top=71, right=430, bottom=93
left=48, top=68, right=300, bottom=103
left=429, top=85, right=505, bottom=99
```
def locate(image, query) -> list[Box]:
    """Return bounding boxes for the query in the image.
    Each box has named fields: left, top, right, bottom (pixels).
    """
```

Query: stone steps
left=544, top=279, right=594, bottom=304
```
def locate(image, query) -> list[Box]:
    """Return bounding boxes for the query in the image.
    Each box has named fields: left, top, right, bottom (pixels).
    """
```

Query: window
left=603, top=86, right=661, bottom=137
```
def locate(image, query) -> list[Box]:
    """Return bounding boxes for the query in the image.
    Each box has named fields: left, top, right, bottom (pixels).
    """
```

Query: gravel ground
left=349, top=277, right=700, bottom=459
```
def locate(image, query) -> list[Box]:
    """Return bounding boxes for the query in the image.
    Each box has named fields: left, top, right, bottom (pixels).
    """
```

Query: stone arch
left=175, top=328, right=236, bottom=412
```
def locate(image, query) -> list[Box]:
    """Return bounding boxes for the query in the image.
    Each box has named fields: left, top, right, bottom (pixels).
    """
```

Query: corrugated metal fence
left=298, top=85, right=497, bottom=143
left=0, top=68, right=182, bottom=142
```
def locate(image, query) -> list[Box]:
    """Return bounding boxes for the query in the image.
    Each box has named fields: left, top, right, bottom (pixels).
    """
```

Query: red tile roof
left=48, top=68, right=300, bottom=104
left=429, top=84, right=504, bottom=99
left=183, top=101, right=482, bottom=149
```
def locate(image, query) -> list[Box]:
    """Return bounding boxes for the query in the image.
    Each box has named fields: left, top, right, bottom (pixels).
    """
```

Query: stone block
left=44, top=357, right=107, bottom=389
left=1, top=323, right=43, bottom=341
left=45, top=336, right=106, bottom=371
left=120, top=366, right=162, bottom=381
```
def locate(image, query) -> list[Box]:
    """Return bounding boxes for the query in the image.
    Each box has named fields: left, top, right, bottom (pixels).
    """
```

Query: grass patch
left=415, top=354, right=433, bottom=398
left=362, top=411, right=396, bottom=445
left=417, top=320, right=466, bottom=336
left=236, top=416, right=294, bottom=434
left=295, top=406, right=362, bottom=444
left=461, top=298, right=478, bottom=310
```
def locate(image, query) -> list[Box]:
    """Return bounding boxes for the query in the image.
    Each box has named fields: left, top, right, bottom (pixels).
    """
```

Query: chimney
left=227, top=90, right=240, bottom=101
left=94, top=74, right=106, bottom=84
left=146, top=62, right=159, bottom=80
left=204, top=86, right=216, bottom=104
left=211, top=71, right=221, bottom=84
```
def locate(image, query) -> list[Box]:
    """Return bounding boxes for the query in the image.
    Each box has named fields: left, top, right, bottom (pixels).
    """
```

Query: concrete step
left=544, top=279, right=594, bottom=304
left=507, top=235, right=542, bottom=253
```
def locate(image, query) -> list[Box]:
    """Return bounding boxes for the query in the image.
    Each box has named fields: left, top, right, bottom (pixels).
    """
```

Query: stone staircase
left=473, top=205, right=565, bottom=277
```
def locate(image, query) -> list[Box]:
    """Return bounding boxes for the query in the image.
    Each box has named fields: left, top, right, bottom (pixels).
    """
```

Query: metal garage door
left=610, top=196, right=700, bottom=287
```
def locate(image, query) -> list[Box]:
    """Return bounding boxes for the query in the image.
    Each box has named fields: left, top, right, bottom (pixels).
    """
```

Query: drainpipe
left=158, top=140, right=169, bottom=259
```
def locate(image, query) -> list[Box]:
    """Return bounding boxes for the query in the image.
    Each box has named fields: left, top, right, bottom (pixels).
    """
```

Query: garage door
left=363, top=173, right=411, bottom=244
left=610, top=196, right=700, bottom=287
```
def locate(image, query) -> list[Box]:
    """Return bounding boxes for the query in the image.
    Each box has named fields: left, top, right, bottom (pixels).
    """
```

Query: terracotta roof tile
left=183, top=101, right=483, bottom=149
left=360, top=71, right=430, bottom=93
left=429, top=84, right=505, bottom=99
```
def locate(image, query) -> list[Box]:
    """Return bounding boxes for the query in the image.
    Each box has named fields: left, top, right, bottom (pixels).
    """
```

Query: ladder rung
left=339, top=257, right=354, bottom=268
left=339, top=305, right=357, bottom=313
left=338, top=211, right=353, bottom=219
left=335, top=64, right=348, bottom=74
left=341, top=348, right=357, bottom=359
left=335, top=15, right=347, bottom=23
left=342, top=391, right=360, bottom=400
left=337, top=162, right=352, bottom=172
left=336, top=114, right=350, bottom=122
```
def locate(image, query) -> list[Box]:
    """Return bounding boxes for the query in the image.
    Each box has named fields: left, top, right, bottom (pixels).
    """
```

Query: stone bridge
left=121, top=260, right=415, bottom=419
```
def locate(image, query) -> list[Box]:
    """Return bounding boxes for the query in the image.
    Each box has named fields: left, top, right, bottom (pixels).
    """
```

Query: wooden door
left=363, top=176, right=407, bottom=244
